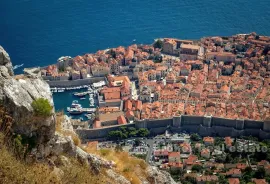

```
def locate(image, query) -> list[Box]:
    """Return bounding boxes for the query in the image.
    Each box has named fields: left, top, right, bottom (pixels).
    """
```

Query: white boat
left=13, top=64, right=24, bottom=70
left=71, top=100, right=82, bottom=108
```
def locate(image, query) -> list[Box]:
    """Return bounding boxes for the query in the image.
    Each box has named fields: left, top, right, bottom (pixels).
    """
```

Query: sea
left=0, top=0, right=270, bottom=118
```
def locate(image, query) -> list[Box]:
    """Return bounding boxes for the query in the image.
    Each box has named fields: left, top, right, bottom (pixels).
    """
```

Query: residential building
left=206, top=52, right=236, bottom=63
left=180, top=44, right=204, bottom=60
left=200, top=148, right=210, bottom=159
left=168, top=152, right=181, bottom=163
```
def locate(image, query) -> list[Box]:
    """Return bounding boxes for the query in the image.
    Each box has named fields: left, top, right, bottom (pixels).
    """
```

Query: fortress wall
left=243, top=129, right=260, bottom=137
left=180, top=125, right=200, bottom=133
left=47, top=77, right=105, bottom=87
left=76, top=124, right=135, bottom=140
left=244, top=119, right=263, bottom=129
left=173, top=116, right=181, bottom=127
left=135, top=120, right=147, bottom=129
left=203, top=116, right=212, bottom=127
left=145, top=118, right=173, bottom=129
left=150, top=127, right=168, bottom=135
left=212, top=117, right=236, bottom=128
left=198, top=126, right=215, bottom=137
left=77, top=115, right=270, bottom=140
left=212, top=126, right=241, bottom=137
left=235, top=119, right=244, bottom=130
left=181, top=115, right=204, bottom=126
left=259, top=130, right=270, bottom=139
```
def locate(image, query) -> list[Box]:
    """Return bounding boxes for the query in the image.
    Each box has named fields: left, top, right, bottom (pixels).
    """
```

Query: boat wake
left=13, top=64, right=24, bottom=70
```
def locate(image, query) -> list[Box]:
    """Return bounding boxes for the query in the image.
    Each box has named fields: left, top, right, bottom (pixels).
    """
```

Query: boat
left=89, top=95, right=95, bottom=106
left=71, top=100, right=82, bottom=108
left=13, top=64, right=24, bottom=70
left=133, top=39, right=136, bottom=42
left=80, top=97, right=86, bottom=100
left=68, top=108, right=83, bottom=115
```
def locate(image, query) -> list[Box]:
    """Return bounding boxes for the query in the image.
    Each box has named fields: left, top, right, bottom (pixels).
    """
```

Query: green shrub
left=153, top=39, right=163, bottom=49
left=31, top=98, right=52, bottom=117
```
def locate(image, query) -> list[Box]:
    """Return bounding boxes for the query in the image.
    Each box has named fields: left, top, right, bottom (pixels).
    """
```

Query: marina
left=52, top=85, right=99, bottom=121
left=50, top=85, right=92, bottom=93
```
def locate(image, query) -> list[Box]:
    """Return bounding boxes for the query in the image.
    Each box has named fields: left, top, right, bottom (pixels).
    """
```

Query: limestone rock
left=1, top=77, right=55, bottom=143
left=0, top=46, right=55, bottom=157
left=146, top=166, right=176, bottom=184
left=0, top=46, right=13, bottom=76
left=51, top=133, right=77, bottom=156
left=106, top=169, right=131, bottom=184
left=61, top=115, right=74, bottom=132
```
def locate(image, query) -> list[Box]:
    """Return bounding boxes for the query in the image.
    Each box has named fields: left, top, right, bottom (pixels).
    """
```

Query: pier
left=67, top=107, right=96, bottom=113
left=81, top=108, right=96, bottom=113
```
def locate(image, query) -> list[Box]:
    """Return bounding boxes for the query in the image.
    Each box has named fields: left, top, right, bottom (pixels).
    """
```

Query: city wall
left=76, top=115, right=270, bottom=140
left=77, top=123, right=135, bottom=141
left=46, top=77, right=105, bottom=87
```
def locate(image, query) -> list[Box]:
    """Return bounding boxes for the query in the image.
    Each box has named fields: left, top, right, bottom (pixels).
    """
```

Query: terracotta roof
left=203, top=136, right=214, bottom=143
left=125, top=100, right=132, bottom=111
left=225, top=137, right=233, bottom=146
left=125, top=110, right=134, bottom=118
left=117, top=115, right=127, bottom=125
left=93, top=120, right=101, bottom=129
left=181, top=44, right=200, bottom=50
left=228, top=178, right=240, bottom=184
left=252, top=179, right=267, bottom=184
left=196, top=175, right=218, bottom=182
left=168, top=152, right=180, bottom=158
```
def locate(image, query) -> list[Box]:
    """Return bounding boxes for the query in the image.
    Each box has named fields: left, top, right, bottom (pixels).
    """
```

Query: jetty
left=81, top=108, right=96, bottom=113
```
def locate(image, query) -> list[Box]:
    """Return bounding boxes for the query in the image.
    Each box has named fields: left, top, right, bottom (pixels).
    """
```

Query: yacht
left=68, top=107, right=83, bottom=115
left=71, top=100, right=82, bottom=108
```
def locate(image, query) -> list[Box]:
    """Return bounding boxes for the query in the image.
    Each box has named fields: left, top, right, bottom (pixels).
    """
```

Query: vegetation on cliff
left=0, top=110, right=114, bottom=184
left=31, top=98, right=53, bottom=117
left=86, top=143, right=149, bottom=184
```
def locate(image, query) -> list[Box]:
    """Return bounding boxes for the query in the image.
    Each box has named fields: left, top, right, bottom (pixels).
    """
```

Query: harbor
left=52, top=84, right=99, bottom=122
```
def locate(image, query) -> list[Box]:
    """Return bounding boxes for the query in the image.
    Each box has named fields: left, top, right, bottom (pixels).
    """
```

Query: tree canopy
left=153, top=39, right=163, bottom=49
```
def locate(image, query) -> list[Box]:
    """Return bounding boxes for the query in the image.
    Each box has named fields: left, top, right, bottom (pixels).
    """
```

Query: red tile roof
left=168, top=152, right=180, bottom=158
left=228, top=178, right=240, bottom=184
left=117, top=115, right=127, bottom=125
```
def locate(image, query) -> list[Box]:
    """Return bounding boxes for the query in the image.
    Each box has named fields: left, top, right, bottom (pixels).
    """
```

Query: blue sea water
left=0, top=0, right=270, bottom=72
left=0, top=0, right=270, bottom=115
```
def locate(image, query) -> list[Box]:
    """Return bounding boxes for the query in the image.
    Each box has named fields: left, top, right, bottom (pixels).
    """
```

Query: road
left=131, top=81, right=138, bottom=100
left=145, top=139, right=154, bottom=163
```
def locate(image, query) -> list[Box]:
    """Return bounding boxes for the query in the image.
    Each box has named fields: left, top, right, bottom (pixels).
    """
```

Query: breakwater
left=46, top=77, right=105, bottom=88
left=76, top=115, right=270, bottom=140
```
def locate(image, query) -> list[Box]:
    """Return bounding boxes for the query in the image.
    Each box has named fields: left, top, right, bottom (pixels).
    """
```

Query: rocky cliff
left=0, top=46, right=55, bottom=149
left=0, top=46, right=176, bottom=184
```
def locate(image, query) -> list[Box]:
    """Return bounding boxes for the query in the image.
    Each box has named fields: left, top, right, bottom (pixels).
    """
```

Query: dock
left=82, top=108, right=96, bottom=113
left=67, top=107, right=96, bottom=113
